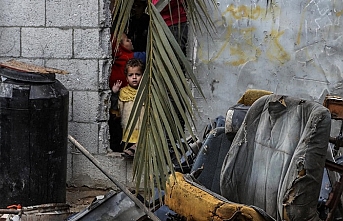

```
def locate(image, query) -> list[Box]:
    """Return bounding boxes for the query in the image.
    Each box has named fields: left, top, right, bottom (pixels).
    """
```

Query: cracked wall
left=192, top=0, right=343, bottom=134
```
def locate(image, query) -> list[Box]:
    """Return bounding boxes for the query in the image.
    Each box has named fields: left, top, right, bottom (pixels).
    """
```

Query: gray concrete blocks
left=74, top=29, right=103, bottom=58
left=0, top=28, right=21, bottom=57
left=67, top=153, right=134, bottom=189
left=99, top=28, right=112, bottom=58
left=99, top=59, right=112, bottom=90
left=98, top=121, right=110, bottom=154
left=97, top=90, right=111, bottom=122
left=99, top=0, right=112, bottom=28
left=73, top=91, right=100, bottom=123
left=69, top=122, right=99, bottom=154
left=53, top=59, right=99, bottom=91
left=68, top=92, right=73, bottom=122
left=0, top=0, right=45, bottom=26
left=22, top=28, right=73, bottom=58
left=46, top=0, right=98, bottom=27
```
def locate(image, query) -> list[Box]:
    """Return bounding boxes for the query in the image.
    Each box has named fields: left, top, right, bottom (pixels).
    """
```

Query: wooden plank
left=0, top=60, right=68, bottom=75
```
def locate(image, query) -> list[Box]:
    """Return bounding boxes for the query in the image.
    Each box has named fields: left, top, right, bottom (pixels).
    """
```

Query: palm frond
left=111, top=0, right=134, bottom=49
left=111, top=0, right=217, bottom=202
left=130, top=2, right=194, bottom=201
left=186, top=0, right=217, bottom=34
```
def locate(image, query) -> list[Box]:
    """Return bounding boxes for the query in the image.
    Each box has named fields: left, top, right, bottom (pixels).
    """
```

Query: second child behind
left=128, top=0, right=149, bottom=52
left=109, top=33, right=145, bottom=152
left=110, top=58, right=145, bottom=159
left=109, top=33, right=146, bottom=89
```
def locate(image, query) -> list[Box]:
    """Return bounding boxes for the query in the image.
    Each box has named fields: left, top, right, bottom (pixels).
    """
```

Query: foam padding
left=165, top=172, right=269, bottom=221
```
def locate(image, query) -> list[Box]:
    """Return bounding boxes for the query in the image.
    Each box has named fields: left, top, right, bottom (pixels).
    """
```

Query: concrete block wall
left=0, top=0, right=133, bottom=189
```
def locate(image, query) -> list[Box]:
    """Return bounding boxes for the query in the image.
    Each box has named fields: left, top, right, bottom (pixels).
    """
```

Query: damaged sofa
left=220, top=94, right=331, bottom=220
left=165, top=93, right=332, bottom=220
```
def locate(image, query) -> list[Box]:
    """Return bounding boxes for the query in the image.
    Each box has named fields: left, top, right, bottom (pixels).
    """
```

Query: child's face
left=120, top=34, right=134, bottom=51
left=126, top=66, right=143, bottom=89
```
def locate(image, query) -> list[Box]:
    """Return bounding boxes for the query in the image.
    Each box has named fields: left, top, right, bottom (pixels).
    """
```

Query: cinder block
left=73, top=91, right=99, bottom=123
left=99, top=59, right=112, bottom=90
left=0, top=28, right=20, bottom=57
left=49, top=59, right=99, bottom=91
left=22, top=28, right=72, bottom=58
left=98, top=121, right=110, bottom=154
left=99, top=28, right=112, bottom=57
left=74, top=29, right=103, bottom=59
left=68, top=122, right=99, bottom=154
left=68, top=91, right=73, bottom=122
left=99, top=0, right=112, bottom=28
left=67, top=153, right=135, bottom=189
left=0, top=0, right=45, bottom=26
left=98, top=90, right=111, bottom=122
left=46, top=0, right=98, bottom=27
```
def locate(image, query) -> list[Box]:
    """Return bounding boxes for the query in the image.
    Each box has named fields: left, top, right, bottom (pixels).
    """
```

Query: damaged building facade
left=192, top=1, right=343, bottom=135
left=0, top=0, right=343, bottom=191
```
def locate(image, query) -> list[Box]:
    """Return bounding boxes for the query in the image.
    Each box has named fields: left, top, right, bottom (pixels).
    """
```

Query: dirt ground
left=66, top=186, right=114, bottom=214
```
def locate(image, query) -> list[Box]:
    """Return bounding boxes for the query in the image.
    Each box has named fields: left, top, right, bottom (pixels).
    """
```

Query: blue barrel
left=0, top=65, right=69, bottom=207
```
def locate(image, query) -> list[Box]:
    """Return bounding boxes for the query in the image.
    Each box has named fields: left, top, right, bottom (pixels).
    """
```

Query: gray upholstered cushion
left=220, top=94, right=331, bottom=220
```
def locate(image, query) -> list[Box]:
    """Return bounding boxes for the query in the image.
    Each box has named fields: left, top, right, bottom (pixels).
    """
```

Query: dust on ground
left=66, top=186, right=114, bottom=214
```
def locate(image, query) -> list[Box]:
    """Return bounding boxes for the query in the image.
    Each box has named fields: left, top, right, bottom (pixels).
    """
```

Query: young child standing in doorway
left=110, top=58, right=145, bottom=159
left=109, top=33, right=145, bottom=152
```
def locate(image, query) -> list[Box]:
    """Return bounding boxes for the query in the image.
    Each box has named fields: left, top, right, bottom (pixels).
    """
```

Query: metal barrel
left=0, top=65, right=69, bottom=207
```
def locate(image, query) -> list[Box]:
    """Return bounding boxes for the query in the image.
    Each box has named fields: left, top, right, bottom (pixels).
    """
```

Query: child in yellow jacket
left=110, top=58, right=144, bottom=159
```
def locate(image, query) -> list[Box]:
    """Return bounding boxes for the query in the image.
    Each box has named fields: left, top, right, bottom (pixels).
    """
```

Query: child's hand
left=112, top=80, right=122, bottom=93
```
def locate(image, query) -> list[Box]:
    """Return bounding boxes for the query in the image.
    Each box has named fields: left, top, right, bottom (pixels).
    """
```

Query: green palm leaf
left=111, top=0, right=134, bottom=49
left=111, top=0, right=216, bottom=203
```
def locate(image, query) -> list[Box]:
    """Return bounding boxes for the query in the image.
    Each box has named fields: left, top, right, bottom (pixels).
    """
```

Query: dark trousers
left=109, top=114, right=123, bottom=152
